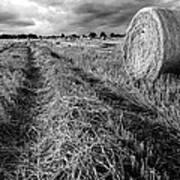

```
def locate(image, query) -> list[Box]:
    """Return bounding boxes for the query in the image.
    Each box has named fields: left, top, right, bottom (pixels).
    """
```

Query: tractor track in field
left=0, top=42, right=45, bottom=178
left=0, top=41, right=80, bottom=179
left=0, top=43, right=16, bottom=53
left=0, top=41, right=62, bottom=179
left=0, top=41, right=180, bottom=179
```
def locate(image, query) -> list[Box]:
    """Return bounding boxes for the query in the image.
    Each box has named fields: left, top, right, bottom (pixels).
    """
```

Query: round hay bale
left=123, top=6, right=180, bottom=81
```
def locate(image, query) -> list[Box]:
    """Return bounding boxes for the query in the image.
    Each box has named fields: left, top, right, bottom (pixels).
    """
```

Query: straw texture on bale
left=123, top=7, right=180, bottom=80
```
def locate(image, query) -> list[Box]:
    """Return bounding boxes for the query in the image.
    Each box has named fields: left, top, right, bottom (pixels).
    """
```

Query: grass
left=0, top=39, right=180, bottom=180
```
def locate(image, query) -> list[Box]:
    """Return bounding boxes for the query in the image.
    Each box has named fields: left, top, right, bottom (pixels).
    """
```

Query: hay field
left=0, top=38, right=180, bottom=180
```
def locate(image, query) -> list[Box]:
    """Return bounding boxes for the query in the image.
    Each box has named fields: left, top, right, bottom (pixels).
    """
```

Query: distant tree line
left=0, top=34, right=39, bottom=39
left=0, top=32, right=125, bottom=40
left=43, top=34, right=65, bottom=39
left=88, top=32, right=125, bottom=39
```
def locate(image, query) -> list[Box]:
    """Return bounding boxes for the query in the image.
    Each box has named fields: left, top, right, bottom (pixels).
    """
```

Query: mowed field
left=0, top=39, right=180, bottom=180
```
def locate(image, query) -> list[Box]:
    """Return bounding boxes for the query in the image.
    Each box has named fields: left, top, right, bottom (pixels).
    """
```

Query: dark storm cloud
left=70, top=0, right=170, bottom=33
left=109, top=11, right=136, bottom=26
left=0, top=12, right=17, bottom=22
left=72, top=2, right=146, bottom=31
left=0, top=11, right=35, bottom=27
left=6, top=19, right=35, bottom=27
left=0, top=13, right=34, bottom=27
left=74, top=3, right=119, bottom=18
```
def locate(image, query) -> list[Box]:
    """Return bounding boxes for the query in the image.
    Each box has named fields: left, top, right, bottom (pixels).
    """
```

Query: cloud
left=68, top=0, right=180, bottom=34
left=72, top=3, right=130, bottom=26
left=0, top=12, right=17, bottom=22
left=0, top=8, right=35, bottom=32
left=0, top=0, right=179, bottom=34
left=69, top=1, right=148, bottom=33
left=6, top=19, right=35, bottom=27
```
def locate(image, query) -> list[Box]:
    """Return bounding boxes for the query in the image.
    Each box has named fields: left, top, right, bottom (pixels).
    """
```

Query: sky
left=0, top=0, right=179, bottom=35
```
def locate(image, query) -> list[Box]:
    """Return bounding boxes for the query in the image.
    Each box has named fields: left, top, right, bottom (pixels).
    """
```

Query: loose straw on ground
left=123, top=7, right=180, bottom=81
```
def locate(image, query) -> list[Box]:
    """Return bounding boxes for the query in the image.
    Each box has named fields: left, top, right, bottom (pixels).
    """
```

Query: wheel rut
left=0, top=42, right=47, bottom=179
